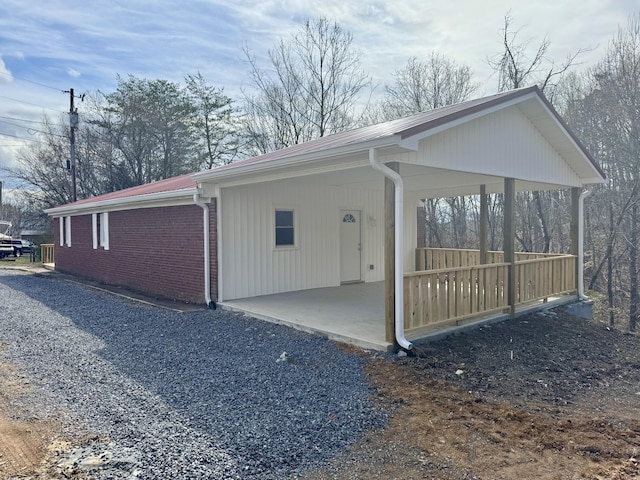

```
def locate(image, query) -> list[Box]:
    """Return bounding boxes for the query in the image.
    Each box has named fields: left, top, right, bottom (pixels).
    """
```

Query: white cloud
left=0, top=56, right=12, bottom=83
left=0, top=0, right=633, bottom=189
left=0, top=0, right=634, bottom=120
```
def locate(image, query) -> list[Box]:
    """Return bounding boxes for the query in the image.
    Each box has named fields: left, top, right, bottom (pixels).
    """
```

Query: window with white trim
left=275, top=209, right=295, bottom=247
left=92, top=212, right=109, bottom=250
left=60, top=216, right=72, bottom=247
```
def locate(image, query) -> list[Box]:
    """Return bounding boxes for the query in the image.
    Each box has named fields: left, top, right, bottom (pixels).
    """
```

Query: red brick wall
left=54, top=201, right=217, bottom=305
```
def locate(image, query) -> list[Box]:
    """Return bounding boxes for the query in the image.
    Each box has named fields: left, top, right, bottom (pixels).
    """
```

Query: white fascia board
left=397, top=92, right=539, bottom=150
left=202, top=156, right=376, bottom=189
left=526, top=98, right=606, bottom=184
left=192, top=137, right=400, bottom=184
left=45, top=187, right=198, bottom=217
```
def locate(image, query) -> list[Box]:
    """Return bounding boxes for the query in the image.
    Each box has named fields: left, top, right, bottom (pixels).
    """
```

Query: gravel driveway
left=0, top=269, right=386, bottom=479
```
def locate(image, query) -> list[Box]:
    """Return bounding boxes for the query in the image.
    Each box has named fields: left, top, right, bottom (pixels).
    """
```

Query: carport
left=195, top=86, right=604, bottom=351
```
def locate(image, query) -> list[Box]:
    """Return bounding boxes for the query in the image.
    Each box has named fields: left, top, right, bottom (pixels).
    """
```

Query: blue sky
left=0, top=0, right=636, bottom=189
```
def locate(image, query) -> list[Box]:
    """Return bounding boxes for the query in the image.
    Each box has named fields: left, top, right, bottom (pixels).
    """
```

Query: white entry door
left=340, top=210, right=361, bottom=283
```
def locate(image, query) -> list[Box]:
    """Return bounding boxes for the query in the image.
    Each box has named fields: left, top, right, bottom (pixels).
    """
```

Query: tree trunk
left=425, top=199, right=443, bottom=248
left=533, top=191, right=551, bottom=252
left=629, top=202, right=639, bottom=332
left=608, top=202, right=615, bottom=327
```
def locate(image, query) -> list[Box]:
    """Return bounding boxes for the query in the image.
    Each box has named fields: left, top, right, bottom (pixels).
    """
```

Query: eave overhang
left=44, top=187, right=198, bottom=217
left=192, top=137, right=401, bottom=185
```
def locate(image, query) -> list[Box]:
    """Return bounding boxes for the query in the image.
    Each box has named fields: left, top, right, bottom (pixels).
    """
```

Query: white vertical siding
left=220, top=180, right=386, bottom=300
left=418, top=108, right=582, bottom=187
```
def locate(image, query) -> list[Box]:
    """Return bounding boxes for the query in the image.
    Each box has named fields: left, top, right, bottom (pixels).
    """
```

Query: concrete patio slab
left=219, top=282, right=391, bottom=351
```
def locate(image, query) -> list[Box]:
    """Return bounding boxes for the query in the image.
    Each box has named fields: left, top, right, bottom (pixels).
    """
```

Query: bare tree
left=243, top=17, right=371, bottom=154
left=563, top=13, right=640, bottom=331
left=487, top=11, right=587, bottom=101
left=9, top=116, right=80, bottom=206
left=370, top=54, right=478, bottom=123
left=0, top=197, right=23, bottom=235
left=595, top=14, right=640, bottom=332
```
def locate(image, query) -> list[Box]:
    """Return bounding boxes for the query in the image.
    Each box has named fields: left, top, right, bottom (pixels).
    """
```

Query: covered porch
left=195, top=87, right=604, bottom=351
left=220, top=244, right=578, bottom=352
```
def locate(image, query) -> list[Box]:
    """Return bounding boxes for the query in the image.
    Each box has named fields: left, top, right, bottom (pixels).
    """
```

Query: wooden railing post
left=480, top=184, right=488, bottom=265
left=504, top=178, right=516, bottom=316
left=570, top=187, right=581, bottom=295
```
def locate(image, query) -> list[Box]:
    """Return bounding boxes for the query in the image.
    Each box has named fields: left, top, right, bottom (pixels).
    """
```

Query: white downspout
left=369, top=148, right=413, bottom=351
left=194, top=192, right=215, bottom=309
left=578, top=189, right=592, bottom=301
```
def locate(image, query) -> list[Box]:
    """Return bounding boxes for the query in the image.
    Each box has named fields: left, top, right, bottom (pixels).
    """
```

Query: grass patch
left=0, top=257, right=41, bottom=267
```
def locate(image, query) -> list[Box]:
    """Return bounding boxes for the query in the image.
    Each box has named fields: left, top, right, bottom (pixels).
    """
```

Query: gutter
left=193, top=193, right=216, bottom=309
left=45, top=188, right=197, bottom=216
left=369, top=148, right=413, bottom=351
left=578, top=189, right=592, bottom=301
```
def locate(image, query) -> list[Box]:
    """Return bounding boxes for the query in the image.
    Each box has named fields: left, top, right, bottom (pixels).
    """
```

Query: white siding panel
left=418, top=108, right=582, bottom=187
left=221, top=180, right=386, bottom=300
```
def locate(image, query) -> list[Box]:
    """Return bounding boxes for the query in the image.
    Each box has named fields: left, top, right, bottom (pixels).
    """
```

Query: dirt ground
left=305, top=309, right=640, bottom=479
left=1, top=305, right=639, bottom=479
left=0, top=355, right=70, bottom=479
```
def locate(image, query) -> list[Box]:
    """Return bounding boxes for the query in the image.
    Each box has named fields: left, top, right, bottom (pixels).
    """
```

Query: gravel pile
left=0, top=269, right=387, bottom=479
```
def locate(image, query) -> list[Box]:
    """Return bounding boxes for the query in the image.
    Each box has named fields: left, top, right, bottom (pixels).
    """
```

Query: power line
left=0, top=70, right=64, bottom=92
left=0, top=119, right=67, bottom=138
left=0, top=131, right=42, bottom=143
left=0, top=115, right=66, bottom=127
left=0, top=95, right=65, bottom=113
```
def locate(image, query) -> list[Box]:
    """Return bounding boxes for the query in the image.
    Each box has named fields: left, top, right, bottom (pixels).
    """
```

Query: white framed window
left=92, top=212, right=109, bottom=250
left=275, top=209, right=295, bottom=247
left=60, top=216, right=71, bottom=247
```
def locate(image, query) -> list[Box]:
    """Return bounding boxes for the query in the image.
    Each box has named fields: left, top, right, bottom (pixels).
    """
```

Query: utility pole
left=66, top=88, right=79, bottom=202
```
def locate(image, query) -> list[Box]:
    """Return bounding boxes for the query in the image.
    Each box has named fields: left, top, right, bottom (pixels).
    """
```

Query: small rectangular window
left=97, top=214, right=101, bottom=246
left=92, top=212, right=110, bottom=250
left=101, top=212, right=109, bottom=250
left=275, top=209, right=294, bottom=247
left=92, top=213, right=99, bottom=249
left=60, top=216, right=72, bottom=247
left=66, top=216, right=71, bottom=246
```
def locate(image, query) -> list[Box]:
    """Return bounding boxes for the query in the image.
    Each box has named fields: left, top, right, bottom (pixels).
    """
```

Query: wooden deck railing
left=514, top=255, right=576, bottom=304
left=415, top=247, right=565, bottom=271
left=41, top=244, right=54, bottom=264
left=406, top=248, right=576, bottom=333
left=404, top=262, right=509, bottom=330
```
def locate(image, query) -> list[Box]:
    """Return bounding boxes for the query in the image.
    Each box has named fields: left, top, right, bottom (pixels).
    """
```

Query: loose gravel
left=0, top=269, right=387, bottom=479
